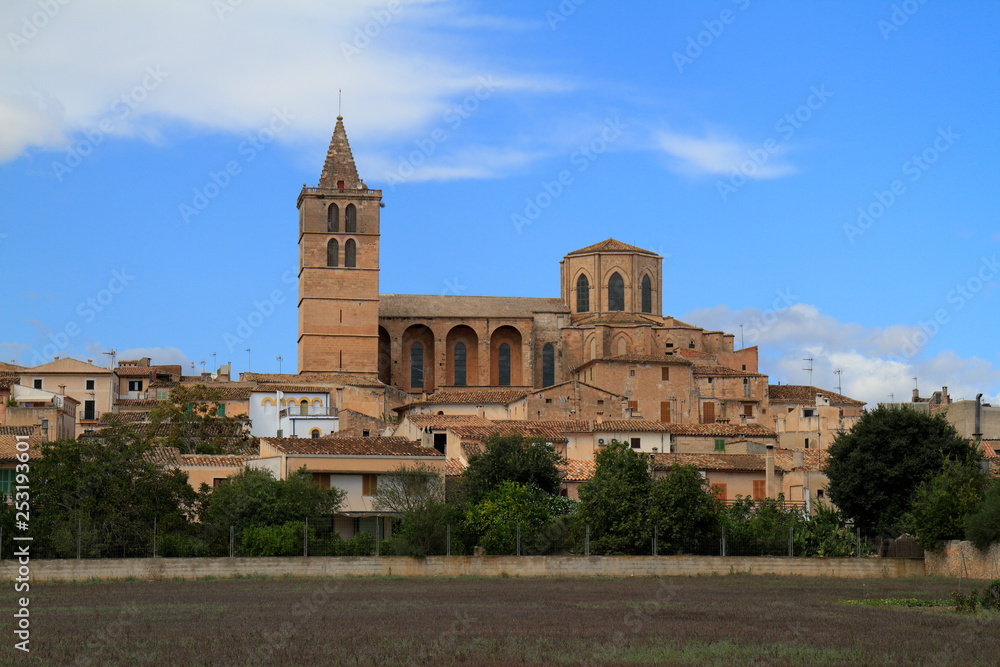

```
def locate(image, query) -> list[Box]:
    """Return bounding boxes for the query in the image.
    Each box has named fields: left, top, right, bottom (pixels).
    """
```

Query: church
left=296, top=117, right=775, bottom=428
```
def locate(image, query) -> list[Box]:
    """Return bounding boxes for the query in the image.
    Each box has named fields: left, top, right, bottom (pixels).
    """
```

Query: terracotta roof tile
left=406, top=414, right=494, bottom=429
left=561, top=459, right=596, bottom=482
left=768, top=385, right=865, bottom=407
left=692, top=364, right=767, bottom=378
left=116, top=399, right=162, bottom=408
left=379, top=294, right=568, bottom=319
left=529, top=380, right=626, bottom=399
left=594, top=419, right=673, bottom=433
left=450, top=420, right=589, bottom=442
left=0, top=434, right=42, bottom=460
left=565, top=238, right=659, bottom=256
left=652, top=452, right=783, bottom=473
left=261, top=436, right=442, bottom=457
left=774, top=449, right=830, bottom=471
left=0, top=426, right=34, bottom=436
left=179, top=454, right=254, bottom=467
left=445, top=458, right=467, bottom=477
left=248, top=372, right=385, bottom=389
left=661, top=423, right=778, bottom=439
left=406, top=388, right=533, bottom=407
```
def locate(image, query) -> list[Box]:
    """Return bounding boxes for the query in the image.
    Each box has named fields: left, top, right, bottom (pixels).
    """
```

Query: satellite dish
left=211, top=372, right=218, bottom=380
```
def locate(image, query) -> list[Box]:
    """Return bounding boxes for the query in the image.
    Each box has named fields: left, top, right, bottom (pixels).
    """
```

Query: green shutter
left=217, top=403, right=226, bottom=417
left=714, top=439, right=726, bottom=451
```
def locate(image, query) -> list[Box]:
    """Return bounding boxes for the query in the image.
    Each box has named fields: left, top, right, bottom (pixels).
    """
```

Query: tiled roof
left=768, top=385, right=865, bottom=407
left=662, top=423, right=778, bottom=439
left=0, top=426, right=34, bottom=436
left=594, top=419, right=673, bottom=433
left=248, top=372, right=385, bottom=389
left=100, top=411, right=150, bottom=424
left=144, top=447, right=182, bottom=466
left=0, top=434, right=42, bottom=460
left=565, top=238, right=659, bottom=256
left=114, top=366, right=157, bottom=377
left=406, top=414, right=494, bottom=430
left=250, top=385, right=332, bottom=395
left=379, top=294, right=569, bottom=319
left=573, top=312, right=664, bottom=325
left=529, top=380, right=626, bottom=399
left=652, top=452, right=783, bottom=473
left=116, top=399, right=162, bottom=408
left=451, top=420, right=590, bottom=442
left=261, top=436, right=443, bottom=457
left=0, top=362, right=27, bottom=372
left=406, top=388, right=533, bottom=407
left=180, top=453, right=254, bottom=467
left=692, top=364, right=767, bottom=378
left=445, top=458, right=467, bottom=477
left=27, top=357, right=111, bottom=374
left=774, top=449, right=830, bottom=472
left=0, top=377, right=19, bottom=389
left=677, top=348, right=714, bottom=358
left=561, top=459, right=596, bottom=482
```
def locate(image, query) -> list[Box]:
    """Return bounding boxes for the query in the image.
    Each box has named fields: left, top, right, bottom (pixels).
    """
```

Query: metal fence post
left=446, top=524, right=451, bottom=557
left=585, top=525, right=590, bottom=556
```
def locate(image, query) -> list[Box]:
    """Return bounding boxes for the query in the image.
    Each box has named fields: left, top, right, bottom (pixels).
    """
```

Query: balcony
left=280, top=406, right=337, bottom=418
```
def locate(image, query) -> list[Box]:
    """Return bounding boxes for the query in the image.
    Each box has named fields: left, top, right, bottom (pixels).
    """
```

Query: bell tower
left=297, top=116, right=381, bottom=376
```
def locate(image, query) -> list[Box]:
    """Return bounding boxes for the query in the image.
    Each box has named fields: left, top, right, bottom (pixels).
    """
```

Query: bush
left=965, top=480, right=1000, bottom=550
left=905, top=458, right=988, bottom=549
left=157, top=532, right=211, bottom=558
left=243, top=522, right=306, bottom=557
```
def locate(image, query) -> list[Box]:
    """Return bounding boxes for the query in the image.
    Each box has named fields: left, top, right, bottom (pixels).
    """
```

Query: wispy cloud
left=655, top=130, right=796, bottom=179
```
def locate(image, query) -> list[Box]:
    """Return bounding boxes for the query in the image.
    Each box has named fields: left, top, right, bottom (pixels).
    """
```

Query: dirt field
left=2, top=575, right=998, bottom=665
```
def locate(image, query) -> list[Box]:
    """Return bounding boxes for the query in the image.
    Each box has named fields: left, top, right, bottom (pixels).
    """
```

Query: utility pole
left=834, top=368, right=842, bottom=395
left=803, top=358, right=813, bottom=387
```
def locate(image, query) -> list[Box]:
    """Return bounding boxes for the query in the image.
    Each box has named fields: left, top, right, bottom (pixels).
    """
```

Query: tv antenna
left=803, top=358, right=813, bottom=387
left=834, top=368, right=842, bottom=395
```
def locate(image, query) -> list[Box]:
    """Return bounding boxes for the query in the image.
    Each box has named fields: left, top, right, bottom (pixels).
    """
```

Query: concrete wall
left=924, top=540, right=1000, bottom=580
left=4, top=555, right=924, bottom=582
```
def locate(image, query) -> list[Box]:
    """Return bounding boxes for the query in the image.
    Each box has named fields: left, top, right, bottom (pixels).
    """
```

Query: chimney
left=974, top=393, right=983, bottom=442
left=765, top=445, right=776, bottom=499
left=912, top=388, right=920, bottom=401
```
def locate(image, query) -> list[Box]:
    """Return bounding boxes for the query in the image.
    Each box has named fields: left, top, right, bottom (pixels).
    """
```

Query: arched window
left=454, top=342, right=467, bottom=386
left=576, top=274, right=590, bottom=313
left=641, top=275, right=652, bottom=313
left=310, top=429, right=321, bottom=439
left=327, top=239, right=339, bottom=267
left=345, top=204, right=357, bottom=233
left=498, top=343, right=511, bottom=386
left=608, top=273, right=625, bottom=311
left=542, top=343, right=555, bottom=388
left=410, top=342, right=424, bottom=388
left=299, top=399, right=309, bottom=416
left=345, top=239, right=357, bottom=267
left=327, top=204, right=339, bottom=232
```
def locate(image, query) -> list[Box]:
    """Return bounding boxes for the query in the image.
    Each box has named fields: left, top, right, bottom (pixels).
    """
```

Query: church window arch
left=327, top=239, right=339, bottom=267
left=261, top=397, right=276, bottom=406
left=576, top=274, right=590, bottom=313
left=454, top=342, right=467, bottom=386
left=345, top=204, right=357, bottom=232
left=327, top=204, right=339, bottom=232
left=345, top=239, right=357, bottom=267
left=542, top=343, right=555, bottom=388
left=310, top=428, right=321, bottom=439
left=616, top=337, right=628, bottom=356
left=641, top=275, right=652, bottom=313
left=608, top=273, right=625, bottom=311
left=498, top=343, right=511, bottom=386
left=410, top=342, right=424, bottom=388
left=588, top=337, right=597, bottom=360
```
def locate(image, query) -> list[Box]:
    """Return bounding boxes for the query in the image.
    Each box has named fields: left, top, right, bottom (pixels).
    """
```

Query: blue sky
left=1, top=0, right=998, bottom=407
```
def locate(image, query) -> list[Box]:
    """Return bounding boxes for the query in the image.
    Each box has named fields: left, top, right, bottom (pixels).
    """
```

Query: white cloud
left=684, top=302, right=1000, bottom=408
left=0, top=0, right=569, bottom=170
left=655, top=130, right=796, bottom=179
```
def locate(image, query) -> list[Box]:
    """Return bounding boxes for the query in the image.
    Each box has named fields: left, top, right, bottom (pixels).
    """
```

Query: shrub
left=243, top=522, right=306, bottom=557
left=965, top=480, right=1000, bottom=550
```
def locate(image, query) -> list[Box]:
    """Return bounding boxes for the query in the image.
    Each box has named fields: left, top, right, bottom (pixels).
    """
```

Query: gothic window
left=454, top=342, right=467, bottom=386
left=608, top=273, right=624, bottom=311
left=327, top=204, right=339, bottom=232
left=641, top=275, right=652, bottom=313
left=411, top=342, right=424, bottom=388
left=327, top=239, right=339, bottom=267
left=542, top=343, right=555, bottom=388
left=345, top=204, right=357, bottom=232
left=345, top=239, right=357, bottom=267
left=498, top=343, right=511, bottom=386
left=576, top=274, right=590, bottom=313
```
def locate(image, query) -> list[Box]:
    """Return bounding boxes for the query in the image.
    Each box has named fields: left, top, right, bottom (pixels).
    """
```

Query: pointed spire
left=318, top=116, right=363, bottom=189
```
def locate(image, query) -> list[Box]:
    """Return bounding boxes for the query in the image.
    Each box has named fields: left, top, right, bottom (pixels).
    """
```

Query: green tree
left=905, top=458, right=989, bottom=549
left=196, top=467, right=344, bottom=553
left=464, top=481, right=562, bottom=555
left=31, top=426, right=196, bottom=558
left=374, top=464, right=456, bottom=556
left=577, top=441, right=652, bottom=555
left=148, top=384, right=253, bottom=454
left=649, top=464, right=721, bottom=554
left=461, top=433, right=565, bottom=505
left=825, top=406, right=979, bottom=533
left=965, top=480, right=1000, bottom=550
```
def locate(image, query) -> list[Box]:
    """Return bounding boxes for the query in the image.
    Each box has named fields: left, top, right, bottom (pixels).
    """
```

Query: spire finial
left=338, top=89, right=342, bottom=120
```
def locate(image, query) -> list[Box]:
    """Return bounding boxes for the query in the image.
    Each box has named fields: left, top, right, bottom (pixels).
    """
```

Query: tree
left=965, top=480, right=1000, bottom=550
left=576, top=441, right=652, bottom=554
left=649, top=464, right=721, bottom=554
left=31, top=425, right=196, bottom=558
left=461, top=434, right=565, bottom=505
left=148, top=384, right=253, bottom=454
left=464, top=481, right=563, bottom=555
left=825, top=406, right=979, bottom=533
left=374, top=463, right=455, bottom=556
left=905, top=458, right=989, bottom=549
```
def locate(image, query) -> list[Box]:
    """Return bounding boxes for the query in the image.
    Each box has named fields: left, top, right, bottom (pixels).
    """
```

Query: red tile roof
left=406, top=414, right=494, bottom=430
left=445, top=458, right=467, bottom=477
left=561, top=459, right=596, bottom=482
left=450, top=420, right=590, bottom=442
left=768, top=385, right=865, bottom=407
left=565, top=238, right=659, bottom=256
left=652, top=452, right=782, bottom=473
left=180, top=453, right=254, bottom=467
left=0, top=434, right=42, bottom=460
left=692, top=364, right=767, bottom=378
left=261, top=436, right=443, bottom=457
left=0, top=426, right=34, bottom=436
left=245, top=372, right=385, bottom=389
left=405, top=388, right=533, bottom=407
left=116, top=399, right=162, bottom=408
left=662, top=423, right=778, bottom=439
left=594, top=419, right=672, bottom=432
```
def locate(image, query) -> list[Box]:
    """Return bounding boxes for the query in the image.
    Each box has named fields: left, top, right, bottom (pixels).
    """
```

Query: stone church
left=298, top=117, right=769, bottom=425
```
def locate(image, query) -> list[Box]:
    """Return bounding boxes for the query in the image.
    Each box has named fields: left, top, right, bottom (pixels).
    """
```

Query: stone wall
left=4, top=555, right=924, bottom=582
left=924, top=541, right=1000, bottom=580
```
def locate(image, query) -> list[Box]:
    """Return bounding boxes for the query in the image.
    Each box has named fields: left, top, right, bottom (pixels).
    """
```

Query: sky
left=1, top=0, right=998, bottom=408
